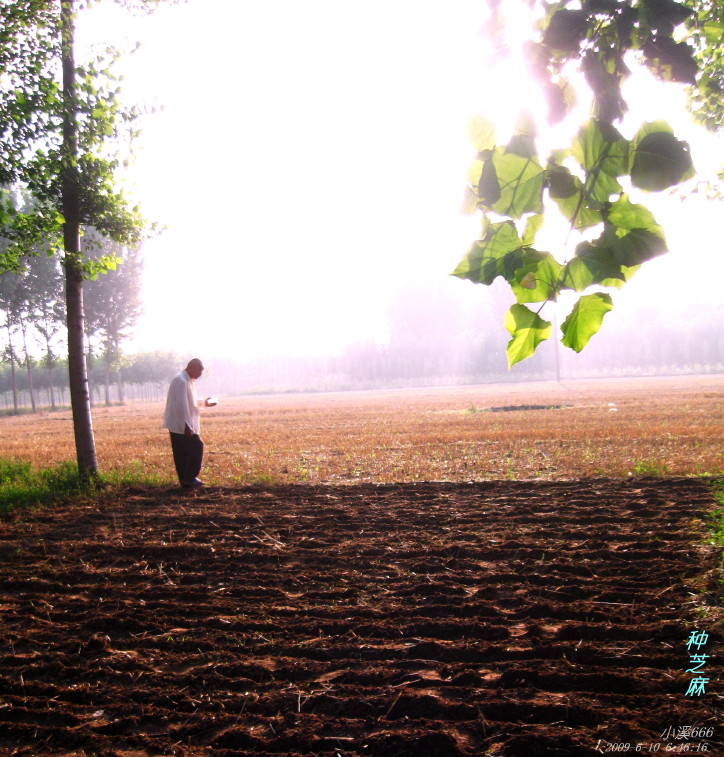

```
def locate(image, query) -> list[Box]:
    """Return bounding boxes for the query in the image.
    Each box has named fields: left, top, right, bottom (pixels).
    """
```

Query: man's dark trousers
left=169, top=432, right=204, bottom=485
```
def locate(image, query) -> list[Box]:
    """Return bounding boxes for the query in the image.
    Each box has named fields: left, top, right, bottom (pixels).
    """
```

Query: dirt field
left=0, top=476, right=721, bottom=756
left=1, top=375, right=722, bottom=484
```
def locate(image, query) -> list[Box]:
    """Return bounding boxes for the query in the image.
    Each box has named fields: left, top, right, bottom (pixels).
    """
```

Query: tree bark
left=44, top=341, right=56, bottom=411
left=18, top=314, right=36, bottom=412
left=117, top=369, right=125, bottom=405
left=104, top=361, right=111, bottom=406
left=62, top=0, right=97, bottom=478
left=47, top=364, right=56, bottom=410
left=5, top=322, right=18, bottom=413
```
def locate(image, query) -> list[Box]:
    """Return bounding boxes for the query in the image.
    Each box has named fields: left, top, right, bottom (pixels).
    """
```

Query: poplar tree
left=84, top=235, right=143, bottom=405
left=0, top=1, right=156, bottom=478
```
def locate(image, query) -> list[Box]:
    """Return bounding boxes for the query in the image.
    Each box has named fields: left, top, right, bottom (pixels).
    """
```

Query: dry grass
left=1, top=375, right=722, bottom=485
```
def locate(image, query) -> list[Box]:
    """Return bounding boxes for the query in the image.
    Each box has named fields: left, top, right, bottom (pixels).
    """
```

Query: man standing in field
left=163, top=358, right=215, bottom=488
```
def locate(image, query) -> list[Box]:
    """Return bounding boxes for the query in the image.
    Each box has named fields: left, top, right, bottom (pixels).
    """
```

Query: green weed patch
left=0, top=459, right=88, bottom=515
left=0, top=458, right=165, bottom=516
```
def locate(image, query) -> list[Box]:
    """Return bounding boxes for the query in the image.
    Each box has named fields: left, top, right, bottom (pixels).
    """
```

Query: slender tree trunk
left=47, top=365, right=56, bottom=410
left=18, top=315, right=36, bottom=412
left=44, top=341, right=57, bottom=410
left=62, top=0, right=97, bottom=478
left=85, top=333, right=95, bottom=407
left=39, top=314, right=58, bottom=410
left=5, top=322, right=19, bottom=413
left=104, top=360, right=111, bottom=406
left=117, top=368, right=125, bottom=405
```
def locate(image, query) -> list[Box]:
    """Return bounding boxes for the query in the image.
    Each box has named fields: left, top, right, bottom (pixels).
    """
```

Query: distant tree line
left=0, top=216, right=179, bottom=413
left=0, top=350, right=181, bottom=413
left=202, top=282, right=723, bottom=396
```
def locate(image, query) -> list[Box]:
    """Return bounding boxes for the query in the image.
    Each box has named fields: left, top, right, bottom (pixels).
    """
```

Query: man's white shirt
left=163, top=370, right=201, bottom=435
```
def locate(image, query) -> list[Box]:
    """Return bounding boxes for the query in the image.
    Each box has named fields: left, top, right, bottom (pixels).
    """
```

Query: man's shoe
left=182, top=478, right=204, bottom=488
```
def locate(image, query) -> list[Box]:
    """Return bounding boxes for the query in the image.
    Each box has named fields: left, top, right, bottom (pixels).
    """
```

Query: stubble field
left=0, top=375, right=722, bottom=756
left=0, top=375, right=722, bottom=484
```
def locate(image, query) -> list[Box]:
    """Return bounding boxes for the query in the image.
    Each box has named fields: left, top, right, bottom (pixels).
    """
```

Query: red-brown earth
left=0, top=478, right=721, bottom=756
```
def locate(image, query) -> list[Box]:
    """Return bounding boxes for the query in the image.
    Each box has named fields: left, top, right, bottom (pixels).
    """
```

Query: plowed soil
left=0, top=478, right=721, bottom=756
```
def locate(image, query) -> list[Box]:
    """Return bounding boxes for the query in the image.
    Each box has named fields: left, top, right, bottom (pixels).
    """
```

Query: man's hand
left=184, top=424, right=194, bottom=437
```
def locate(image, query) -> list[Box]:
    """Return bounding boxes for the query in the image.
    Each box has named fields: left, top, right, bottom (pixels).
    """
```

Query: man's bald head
left=186, top=358, right=204, bottom=379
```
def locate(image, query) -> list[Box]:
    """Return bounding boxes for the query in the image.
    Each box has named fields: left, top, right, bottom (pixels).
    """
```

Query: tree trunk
left=45, top=353, right=56, bottom=411
left=104, top=361, right=111, bottom=406
left=18, top=315, right=36, bottom=412
left=5, top=322, right=19, bottom=413
left=117, top=369, right=125, bottom=405
left=62, top=0, right=97, bottom=479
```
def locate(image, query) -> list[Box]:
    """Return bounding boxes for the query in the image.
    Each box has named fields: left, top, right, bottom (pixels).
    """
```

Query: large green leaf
left=547, top=164, right=603, bottom=229
left=571, top=120, right=628, bottom=175
left=571, top=119, right=629, bottom=203
left=467, top=159, right=484, bottom=188
left=561, top=256, right=597, bottom=292
left=543, top=77, right=577, bottom=124
left=451, top=221, right=523, bottom=285
left=629, top=121, right=695, bottom=190
left=510, top=251, right=563, bottom=304
left=504, top=304, right=552, bottom=368
left=605, top=194, right=668, bottom=265
left=479, top=148, right=545, bottom=219
left=561, top=293, right=613, bottom=352
left=522, top=213, right=544, bottom=246
left=543, top=9, right=588, bottom=53
left=585, top=169, right=623, bottom=206
left=467, top=116, right=496, bottom=152
left=506, top=112, right=538, bottom=160
left=641, top=0, right=694, bottom=34
left=598, top=264, right=639, bottom=289
left=565, top=237, right=641, bottom=290
left=582, top=49, right=628, bottom=123
left=642, top=36, right=698, bottom=85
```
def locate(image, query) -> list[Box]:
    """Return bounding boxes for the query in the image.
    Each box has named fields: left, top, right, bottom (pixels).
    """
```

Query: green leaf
left=641, top=0, right=694, bottom=33
left=608, top=227, right=667, bottom=266
left=478, top=156, right=501, bottom=207
left=571, top=119, right=629, bottom=203
left=701, top=21, right=724, bottom=47
left=481, top=148, right=545, bottom=219
left=605, top=194, right=668, bottom=265
left=451, top=221, right=523, bottom=285
left=629, top=122, right=695, bottom=190
left=510, top=251, right=563, bottom=303
left=504, top=304, right=552, bottom=368
left=522, top=214, right=544, bottom=246
left=599, top=264, right=639, bottom=289
left=561, top=293, right=613, bottom=352
left=582, top=49, right=628, bottom=123
left=467, top=159, right=484, bottom=188
left=467, top=116, right=496, bottom=152
left=642, top=36, right=698, bottom=85
left=507, top=112, right=538, bottom=159
left=543, top=78, right=577, bottom=124
left=461, top=185, right=478, bottom=215
left=572, top=119, right=628, bottom=176
left=543, top=9, right=588, bottom=53
left=561, top=257, right=596, bottom=292
left=567, top=236, right=643, bottom=289
left=547, top=164, right=603, bottom=229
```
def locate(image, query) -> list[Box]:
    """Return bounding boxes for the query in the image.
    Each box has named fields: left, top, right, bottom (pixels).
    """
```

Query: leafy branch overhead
left=0, top=3, right=148, bottom=275
left=454, top=0, right=699, bottom=368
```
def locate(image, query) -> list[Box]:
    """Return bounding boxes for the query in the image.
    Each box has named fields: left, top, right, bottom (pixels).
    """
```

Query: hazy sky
left=78, top=0, right=724, bottom=362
